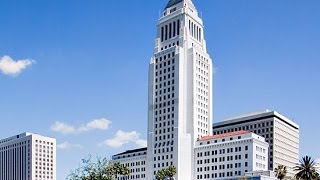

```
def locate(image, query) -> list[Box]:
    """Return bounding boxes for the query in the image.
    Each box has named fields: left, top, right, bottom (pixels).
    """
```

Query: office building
left=112, top=1, right=300, bottom=179
left=194, top=131, right=269, bottom=180
left=242, top=170, right=277, bottom=180
left=112, top=148, right=147, bottom=180
left=212, top=110, right=299, bottom=177
left=0, top=132, right=56, bottom=180
left=146, top=0, right=213, bottom=179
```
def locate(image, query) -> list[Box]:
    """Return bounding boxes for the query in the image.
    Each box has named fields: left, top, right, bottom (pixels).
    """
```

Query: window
left=165, top=25, right=168, bottom=40
left=169, top=23, right=172, bottom=39
left=177, top=20, right=180, bottom=35
left=173, top=21, right=176, bottom=37
left=161, top=27, right=164, bottom=42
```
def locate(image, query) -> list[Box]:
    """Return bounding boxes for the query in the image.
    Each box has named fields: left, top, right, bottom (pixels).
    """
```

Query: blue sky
left=0, top=0, right=319, bottom=179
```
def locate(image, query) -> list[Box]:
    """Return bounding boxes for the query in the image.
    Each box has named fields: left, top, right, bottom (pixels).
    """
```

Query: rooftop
left=113, top=147, right=147, bottom=156
left=198, top=130, right=249, bottom=141
left=213, top=110, right=299, bottom=130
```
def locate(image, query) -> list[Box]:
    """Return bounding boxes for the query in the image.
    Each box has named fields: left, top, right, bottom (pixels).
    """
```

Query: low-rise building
left=212, top=110, right=299, bottom=177
left=194, top=130, right=269, bottom=180
left=242, top=170, right=277, bottom=180
left=112, top=147, right=147, bottom=180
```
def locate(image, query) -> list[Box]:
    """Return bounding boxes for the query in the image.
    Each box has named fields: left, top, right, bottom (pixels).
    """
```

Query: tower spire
left=166, top=0, right=194, bottom=8
left=165, top=0, right=196, bottom=13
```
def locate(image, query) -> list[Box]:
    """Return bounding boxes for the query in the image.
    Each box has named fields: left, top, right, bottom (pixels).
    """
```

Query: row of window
left=189, top=20, right=202, bottom=42
left=155, top=73, right=175, bottom=83
left=160, top=20, right=180, bottom=42
left=154, top=154, right=174, bottom=161
left=34, top=175, right=54, bottom=179
left=160, top=41, right=180, bottom=51
left=196, top=170, right=247, bottom=179
left=153, top=147, right=174, bottom=154
left=213, top=121, right=274, bottom=135
left=155, top=66, right=175, bottom=76
left=154, top=134, right=174, bottom=142
left=0, top=140, right=30, bottom=150
left=155, top=93, right=175, bottom=103
left=155, top=58, right=175, bottom=69
left=35, top=140, right=54, bottom=146
left=155, top=52, right=175, bottom=63
left=155, top=114, right=174, bottom=122
left=197, top=146, right=248, bottom=157
left=197, top=162, right=248, bottom=172
left=155, top=129, right=174, bottom=137
left=155, top=87, right=175, bottom=96
left=154, top=140, right=174, bottom=148
left=117, top=173, right=146, bottom=180
left=153, top=161, right=174, bottom=169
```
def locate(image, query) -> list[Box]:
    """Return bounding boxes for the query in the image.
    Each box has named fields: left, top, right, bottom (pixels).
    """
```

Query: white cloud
left=101, top=130, right=147, bottom=148
left=51, top=122, right=76, bottom=134
left=0, top=55, right=35, bottom=76
left=135, top=139, right=147, bottom=148
left=57, top=142, right=82, bottom=149
left=79, top=118, right=112, bottom=132
left=51, top=118, right=112, bottom=135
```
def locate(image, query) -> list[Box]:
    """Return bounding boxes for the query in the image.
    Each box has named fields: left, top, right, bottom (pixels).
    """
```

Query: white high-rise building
left=112, top=1, right=300, bottom=180
left=147, top=0, right=213, bottom=179
left=0, top=132, right=56, bottom=180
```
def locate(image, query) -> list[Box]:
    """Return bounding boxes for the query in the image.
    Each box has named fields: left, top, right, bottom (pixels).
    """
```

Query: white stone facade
left=112, top=1, right=300, bottom=180
left=212, top=110, right=299, bottom=177
left=194, top=131, right=269, bottom=180
left=112, top=148, right=147, bottom=180
left=242, top=171, right=277, bottom=180
left=0, top=132, right=56, bottom=180
left=147, top=0, right=213, bottom=179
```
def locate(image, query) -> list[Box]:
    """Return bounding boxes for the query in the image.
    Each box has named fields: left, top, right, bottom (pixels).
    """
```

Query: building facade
left=242, top=171, right=277, bottom=180
left=112, top=1, right=300, bottom=180
left=212, top=110, right=299, bottom=177
left=147, top=0, right=213, bottom=179
left=194, top=131, right=269, bottom=180
left=112, top=148, right=147, bottom=180
left=0, top=132, right=56, bottom=180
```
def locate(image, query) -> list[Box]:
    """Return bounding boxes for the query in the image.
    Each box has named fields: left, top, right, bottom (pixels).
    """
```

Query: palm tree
left=110, top=162, right=130, bottom=180
left=156, top=166, right=177, bottom=180
left=156, top=169, right=166, bottom=180
left=275, top=164, right=287, bottom=180
left=295, top=156, right=319, bottom=180
left=165, top=166, right=177, bottom=179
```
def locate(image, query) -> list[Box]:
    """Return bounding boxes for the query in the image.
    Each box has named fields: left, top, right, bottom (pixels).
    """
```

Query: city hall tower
left=147, top=0, right=213, bottom=179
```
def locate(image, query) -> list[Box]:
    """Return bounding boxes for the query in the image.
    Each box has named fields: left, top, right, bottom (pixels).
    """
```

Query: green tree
left=275, top=164, right=287, bottom=180
left=156, top=166, right=177, bottom=180
left=295, top=156, right=319, bottom=180
left=155, top=169, right=166, bottom=180
left=165, top=166, right=177, bottom=179
left=67, top=156, right=130, bottom=180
